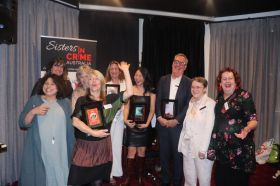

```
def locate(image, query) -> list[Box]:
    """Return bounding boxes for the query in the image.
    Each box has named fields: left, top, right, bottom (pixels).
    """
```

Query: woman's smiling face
left=220, top=71, right=236, bottom=96
left=43, top=77, right=58, bottom=97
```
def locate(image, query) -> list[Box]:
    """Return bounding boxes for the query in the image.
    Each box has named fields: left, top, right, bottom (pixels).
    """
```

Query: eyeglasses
left=173, top=60, right=186, bottom=66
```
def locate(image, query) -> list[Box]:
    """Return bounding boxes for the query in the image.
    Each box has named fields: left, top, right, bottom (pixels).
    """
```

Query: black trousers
left=215, top=161, right=249, bottom=186
left=157, top=125, right=183, bottom=185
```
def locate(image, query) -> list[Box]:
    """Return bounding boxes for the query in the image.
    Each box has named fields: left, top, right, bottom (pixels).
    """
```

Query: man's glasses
left=173, top=60, right=186, bottom=66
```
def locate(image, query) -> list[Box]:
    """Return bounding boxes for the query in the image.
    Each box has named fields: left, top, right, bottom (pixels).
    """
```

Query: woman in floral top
left=207, top=67, right=258, bottom=186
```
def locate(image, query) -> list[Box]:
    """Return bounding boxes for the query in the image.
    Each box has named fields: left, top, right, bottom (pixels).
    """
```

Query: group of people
left=18, top=53, right=258, bottom=186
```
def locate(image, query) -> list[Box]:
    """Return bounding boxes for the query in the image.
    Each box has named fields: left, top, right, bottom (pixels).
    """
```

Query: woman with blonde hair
left=68, top=62, right=133, bottom=186
left=105, top=60, right=127, bottom=184
left=71, top=64, right=92, bottom=110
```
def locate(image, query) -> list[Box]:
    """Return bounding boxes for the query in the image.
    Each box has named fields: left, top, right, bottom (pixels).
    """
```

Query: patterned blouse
left=207, top=88, right=257, bottom=173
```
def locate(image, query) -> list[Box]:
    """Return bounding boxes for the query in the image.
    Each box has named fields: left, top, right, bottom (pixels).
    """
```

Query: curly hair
left=216, top=67, right=241, bottom=92
left=38, top=74, right=65, bottom=99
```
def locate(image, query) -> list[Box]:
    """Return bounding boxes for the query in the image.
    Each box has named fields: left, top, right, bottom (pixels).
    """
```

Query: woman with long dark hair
left=31, top=57, right=73, bottom=99
left=121, top=67, right=156, bottom=186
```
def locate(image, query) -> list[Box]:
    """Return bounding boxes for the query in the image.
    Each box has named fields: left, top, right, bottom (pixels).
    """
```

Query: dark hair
left=105, top=60, right=125, bottom=82
left=133, top=67, right=154, bottom=95
left=38, top=74, right=65, bottom=99
left=192, top=77, right=208, bottom=88
left=45, top=57, right=68, bottom=80
left=216, top=67, right=241, bottom=92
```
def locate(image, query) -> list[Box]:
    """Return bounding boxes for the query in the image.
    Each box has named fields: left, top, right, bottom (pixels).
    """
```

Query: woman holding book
left=67, top=61, right=133, bottom=186
left=121, top=67, right=156, bottom=186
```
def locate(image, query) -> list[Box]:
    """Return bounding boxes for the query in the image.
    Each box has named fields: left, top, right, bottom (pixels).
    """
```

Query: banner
left=41, top=36, right=97, bottom=89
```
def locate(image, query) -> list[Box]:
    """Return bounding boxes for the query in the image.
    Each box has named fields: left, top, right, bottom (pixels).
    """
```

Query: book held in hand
left=161, top=99, right=178, bottom=119
left=81, top=101, right=106, bottom=129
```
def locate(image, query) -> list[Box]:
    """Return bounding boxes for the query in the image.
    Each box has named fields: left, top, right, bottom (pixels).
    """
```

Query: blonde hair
left=87, top=69, right=106, bottom=101
left=192, top=76, right=208, bottom=88
left=105, top=60, right=125, bottom=82
left=76, top=64, right=92, bottom=87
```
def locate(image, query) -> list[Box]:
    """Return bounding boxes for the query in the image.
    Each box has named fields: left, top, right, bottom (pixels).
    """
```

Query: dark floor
left=6, top=163, right=280, bottom=186
left=5, top=140, right=280, bottom=186
left=102, top=163, right=280, bottom=186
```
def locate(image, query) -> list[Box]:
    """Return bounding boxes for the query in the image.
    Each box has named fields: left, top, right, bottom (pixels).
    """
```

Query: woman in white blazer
left=178, top=77, right=215, bottom=186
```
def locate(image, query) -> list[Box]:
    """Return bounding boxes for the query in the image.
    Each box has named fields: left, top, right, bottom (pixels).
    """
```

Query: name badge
left=103, top=104, right=112, bottom=110
left=224, top=102, right=229, bottom=110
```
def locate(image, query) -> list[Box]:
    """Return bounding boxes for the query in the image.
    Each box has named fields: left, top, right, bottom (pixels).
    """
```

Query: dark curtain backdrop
left=141, top=17, right=205, bottom=85
left=79, top=11, right=139, bottom=74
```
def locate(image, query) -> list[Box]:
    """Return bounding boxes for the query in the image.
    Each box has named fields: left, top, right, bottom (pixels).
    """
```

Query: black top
left=128, top=95, right=151, bottom=132
left=72, top=93, right=124, bottom=141
left=207, top=88, right=257, bottom=173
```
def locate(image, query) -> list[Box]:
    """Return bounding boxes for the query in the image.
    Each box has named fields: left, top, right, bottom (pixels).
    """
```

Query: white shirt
left=169, top=75, right=182, bottom=100
left=178, top=94, right=215, bottom=158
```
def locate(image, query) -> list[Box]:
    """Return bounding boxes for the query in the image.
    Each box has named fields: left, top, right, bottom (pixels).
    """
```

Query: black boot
left=120, top=158, right=135, bottom=186
left=137, top=156, right=145, bottom=186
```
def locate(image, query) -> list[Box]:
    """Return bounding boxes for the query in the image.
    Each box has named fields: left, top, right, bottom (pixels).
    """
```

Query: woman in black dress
left=207, top=67, right=258, bottom=186
left=121, top=67, right=156, bottom=186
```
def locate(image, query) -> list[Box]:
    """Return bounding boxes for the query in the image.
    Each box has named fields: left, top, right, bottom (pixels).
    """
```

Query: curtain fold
left=79, top=11, right=139, bottom=74
left=208, top=17, right=280, bottom=147
left=141, top=16, right=205, bottom=85
left=0, top=0, right=79, bottom=184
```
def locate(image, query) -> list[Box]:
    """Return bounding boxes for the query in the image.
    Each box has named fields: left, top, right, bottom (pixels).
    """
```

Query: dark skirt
left=68, top=137, right=112, bottom=185
left=68, top=162, right=112, bottom=185
left=124, top=127, right=150, bottom=147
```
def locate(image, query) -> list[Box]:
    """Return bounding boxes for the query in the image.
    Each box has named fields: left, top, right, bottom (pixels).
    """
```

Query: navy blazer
left=156, top=74, right=192, bottom=124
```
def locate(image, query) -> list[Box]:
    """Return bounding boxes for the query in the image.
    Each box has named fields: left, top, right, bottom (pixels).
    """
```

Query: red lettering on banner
left=66, top=53, right=92, bottom=61
left=78, top=47, right=85, bottom=54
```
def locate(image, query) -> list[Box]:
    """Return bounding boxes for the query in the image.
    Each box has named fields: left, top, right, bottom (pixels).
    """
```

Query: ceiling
left=79, top=0, right=280, bottom=18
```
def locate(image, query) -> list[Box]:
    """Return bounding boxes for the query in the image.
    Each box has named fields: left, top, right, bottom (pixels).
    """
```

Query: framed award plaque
left=81, top=101, right=106, bottom=129
left=128, top=102, right=148, bottom=124
left=106, top=84, right=120, bottom=95
left=161, top=99, right=178, bottom=119
left=133, top=104, right=147, bottom=124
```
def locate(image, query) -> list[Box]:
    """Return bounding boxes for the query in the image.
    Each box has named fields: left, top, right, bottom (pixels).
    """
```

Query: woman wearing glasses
left=178, top=77, right=215, bottom=186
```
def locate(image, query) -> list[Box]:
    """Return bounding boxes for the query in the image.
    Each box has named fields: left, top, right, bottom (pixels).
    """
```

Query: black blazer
left=155, top=74, right=192, bottom=124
